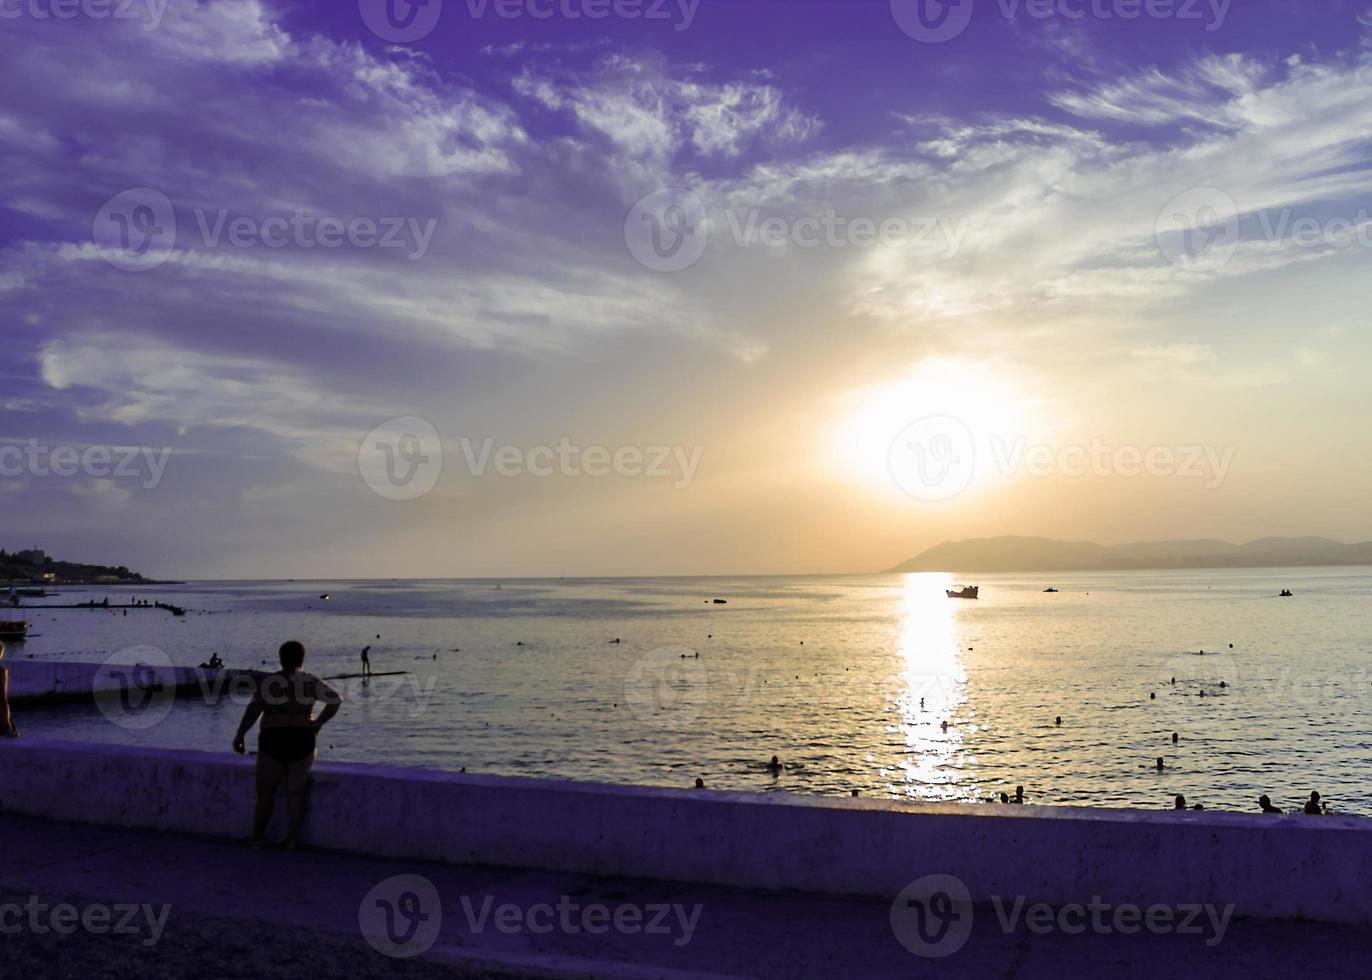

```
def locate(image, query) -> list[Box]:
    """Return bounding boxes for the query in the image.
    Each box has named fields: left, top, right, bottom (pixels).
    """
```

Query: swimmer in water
left=1014, top=785, right=1024, bottom=804
left=1156, top=757, right=1165, bottom=770
left=767, top=755, right=783, bottom=775
left=1174, top=795, right=1186, bottom=810
left=1258, top=795, right=1283, bottom=814
left=1303, top=792, right=1325, bottom=815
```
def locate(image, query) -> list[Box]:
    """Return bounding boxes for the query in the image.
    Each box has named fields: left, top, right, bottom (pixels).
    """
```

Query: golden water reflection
left=888, top=572, right=975, bottom=801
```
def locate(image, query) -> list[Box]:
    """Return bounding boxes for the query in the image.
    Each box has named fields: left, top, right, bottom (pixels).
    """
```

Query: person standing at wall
left=0, top=641, right=19, bottom=738
left=232, top=640, right=342, bottom=848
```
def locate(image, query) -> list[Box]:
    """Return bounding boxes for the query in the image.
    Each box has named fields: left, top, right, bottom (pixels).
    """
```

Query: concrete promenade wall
left=2, top=740, right=1369, bottom=924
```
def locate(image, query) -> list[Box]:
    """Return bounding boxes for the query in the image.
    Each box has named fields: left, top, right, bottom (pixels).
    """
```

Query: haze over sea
left=17, top=567, right=1371, bottom=815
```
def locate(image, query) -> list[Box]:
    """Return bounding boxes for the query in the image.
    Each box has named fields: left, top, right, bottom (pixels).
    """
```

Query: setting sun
left=833, top=359, right=1034, bottom=500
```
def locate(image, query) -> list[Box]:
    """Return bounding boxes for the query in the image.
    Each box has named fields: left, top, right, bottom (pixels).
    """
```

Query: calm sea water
left=12, top=569, right=1372, bottom=815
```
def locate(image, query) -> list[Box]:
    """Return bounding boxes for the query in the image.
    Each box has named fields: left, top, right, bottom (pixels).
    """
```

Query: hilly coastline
left=886, top=536, right=1372, bottom=573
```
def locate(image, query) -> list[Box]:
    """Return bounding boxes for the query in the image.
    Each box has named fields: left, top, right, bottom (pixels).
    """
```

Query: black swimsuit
left=259, top=727, right=317, bottom=766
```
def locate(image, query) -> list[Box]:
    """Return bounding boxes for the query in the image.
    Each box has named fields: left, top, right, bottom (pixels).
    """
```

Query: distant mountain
left=886, top=535, right=1372, bottom=573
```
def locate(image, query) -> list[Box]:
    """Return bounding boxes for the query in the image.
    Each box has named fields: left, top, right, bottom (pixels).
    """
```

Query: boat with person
left=946, top=585, right=979, bottom=600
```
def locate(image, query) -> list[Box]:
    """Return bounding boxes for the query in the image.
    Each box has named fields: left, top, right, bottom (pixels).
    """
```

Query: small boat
left=946, top=586, right=979, bottom=600
left=0, top=619, right=29, bottom=641
left=1279, top=590, right=1293, bottom=597
left=1043, top=588, right=1060, bottom=593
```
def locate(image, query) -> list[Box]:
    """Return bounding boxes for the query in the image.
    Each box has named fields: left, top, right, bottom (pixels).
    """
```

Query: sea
left=11, top=568, right=1371, bottom=815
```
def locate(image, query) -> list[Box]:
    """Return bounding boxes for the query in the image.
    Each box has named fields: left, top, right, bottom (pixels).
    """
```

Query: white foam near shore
left=0, top=738, right=1368, bottom=925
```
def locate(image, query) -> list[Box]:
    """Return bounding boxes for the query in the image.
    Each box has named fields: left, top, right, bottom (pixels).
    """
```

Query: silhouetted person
left=1258, top=795, right=1283, bottom=814
left=767, top=755, right=783, bottom=775
left=1172, top=732, right=1179, bottom=743
left=0, top=641, right=18, bottom=739
left=360, top=645, right=372, bottom=677
left=1000, top=792, right=1009, bottom=803
left=1014, top=785, right=1024, bottom=804
left=1156, top=757, right=1165, bottom=770
left=1055, top=716, right=1062, bottom=726
left=694, top=778, right=705, bottom=789
left=1304, top=792, right=1325, bottom=815
left=233, top=641, right=343, bottom=848
left=1175, top=795, right=1186, bottom=810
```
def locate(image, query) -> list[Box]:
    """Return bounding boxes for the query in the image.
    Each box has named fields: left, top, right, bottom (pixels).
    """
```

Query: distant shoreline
left=888, top=535, right=1372, bottom=575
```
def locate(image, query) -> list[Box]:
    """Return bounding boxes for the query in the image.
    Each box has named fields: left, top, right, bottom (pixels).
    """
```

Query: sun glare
left=833, top=359, right=1033, bottom=498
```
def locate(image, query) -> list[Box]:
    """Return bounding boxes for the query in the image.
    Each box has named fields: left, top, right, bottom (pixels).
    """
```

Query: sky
left=3, top=0, right=1372, bottom=579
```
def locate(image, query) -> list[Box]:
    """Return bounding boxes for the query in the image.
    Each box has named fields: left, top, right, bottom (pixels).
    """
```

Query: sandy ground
left=0, top=887, right=511, bottom=980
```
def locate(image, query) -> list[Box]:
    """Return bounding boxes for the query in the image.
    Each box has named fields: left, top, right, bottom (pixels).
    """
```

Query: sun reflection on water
left=887, top=572, right=975, bottom=801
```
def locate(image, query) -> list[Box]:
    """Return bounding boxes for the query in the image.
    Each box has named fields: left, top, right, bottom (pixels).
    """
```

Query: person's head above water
left=1174, top=795, right=1186, bottom=809
left=770, top=755, right=780, bottom=765
left=279, top=640, right=306, bottom=672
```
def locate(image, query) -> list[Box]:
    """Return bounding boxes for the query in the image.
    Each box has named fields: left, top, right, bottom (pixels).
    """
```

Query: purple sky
left=4, top=0, right=1372, bottom=579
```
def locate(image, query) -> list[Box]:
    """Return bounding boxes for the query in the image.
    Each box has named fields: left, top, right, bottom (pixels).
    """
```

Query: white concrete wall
left=0, top=738, right=1368, bottom=924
